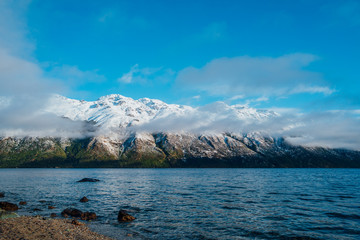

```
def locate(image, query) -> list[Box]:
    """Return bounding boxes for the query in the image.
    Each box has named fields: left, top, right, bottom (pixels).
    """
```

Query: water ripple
left=0, top=168, right=359, bottom=240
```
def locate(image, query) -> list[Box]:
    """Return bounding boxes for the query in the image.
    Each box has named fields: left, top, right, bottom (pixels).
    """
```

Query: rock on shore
left=0, top=202, right=18, bottom=211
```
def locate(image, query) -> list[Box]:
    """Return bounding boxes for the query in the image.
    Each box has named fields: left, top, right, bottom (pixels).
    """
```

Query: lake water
left=0, top=168, right=359, bottom=239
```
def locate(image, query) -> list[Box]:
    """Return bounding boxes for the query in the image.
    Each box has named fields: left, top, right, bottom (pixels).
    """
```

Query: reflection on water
left=0, top=168, right=360, bottom=239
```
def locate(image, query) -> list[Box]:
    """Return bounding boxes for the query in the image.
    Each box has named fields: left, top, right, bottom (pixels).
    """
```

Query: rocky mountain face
left=1, top=94, right=360, bottom=168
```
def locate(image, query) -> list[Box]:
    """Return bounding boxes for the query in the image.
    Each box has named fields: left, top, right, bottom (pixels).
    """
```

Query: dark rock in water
left=62, top=208, right=83, bottom=218
left=48, top=205, right=56, bottom=209
left=19, top=201, right=27, bottom=205
left=77, top=178, right=100, bottom=182
left=39, top=200, right=47, bottom=203
left=80, top=196, right=89, bottom=203
left=81, top=212, right=97, bottom=221
left=118, top=209, right=135, bottom=222
left=33, top=208, right=42, bottom=211
left=61, top=208, right=97, bottom=221
left=50, top=213, right=57, bottom=218
left=0, top=192, right=4, bottom=198
left=0, top=202, right=19, bottom=211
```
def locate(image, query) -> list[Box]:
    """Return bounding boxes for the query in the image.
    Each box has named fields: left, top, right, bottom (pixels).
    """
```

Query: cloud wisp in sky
left=118, top=64, right=174, bottom=85
left=176, top=53, right=334, bottom=98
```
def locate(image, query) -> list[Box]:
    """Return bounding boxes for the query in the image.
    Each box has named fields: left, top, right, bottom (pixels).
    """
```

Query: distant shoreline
left=1, top=166, right=360, bottom=168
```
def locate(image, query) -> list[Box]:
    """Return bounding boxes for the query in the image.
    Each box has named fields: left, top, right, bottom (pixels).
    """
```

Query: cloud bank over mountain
left=31, top=95, right=360, bottom=150
left=130, top=101, right=360, bottom=150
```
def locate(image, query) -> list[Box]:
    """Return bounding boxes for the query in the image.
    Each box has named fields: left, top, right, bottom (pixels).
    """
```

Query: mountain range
left=1, top=94, right=359, bottom=168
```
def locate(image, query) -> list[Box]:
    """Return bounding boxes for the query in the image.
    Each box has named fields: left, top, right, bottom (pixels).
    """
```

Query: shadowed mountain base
left=1, top=134, right=360, bottom=168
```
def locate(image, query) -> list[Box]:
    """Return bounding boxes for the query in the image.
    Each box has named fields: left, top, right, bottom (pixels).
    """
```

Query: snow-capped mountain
left=1, top=94, right=360, bottom=168
left=46, top=94, right=195, bottom=129
left=46, top=94, right=277, bottom=132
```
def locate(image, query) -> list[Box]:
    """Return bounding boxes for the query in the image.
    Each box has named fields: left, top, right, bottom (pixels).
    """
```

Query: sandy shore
left=0, top=216, right=114, bottom=240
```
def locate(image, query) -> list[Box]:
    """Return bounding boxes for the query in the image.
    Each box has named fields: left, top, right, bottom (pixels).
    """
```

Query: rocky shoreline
left=0, top=178, right=135, bottom=240
left=0, top=216, right=114, bottom=240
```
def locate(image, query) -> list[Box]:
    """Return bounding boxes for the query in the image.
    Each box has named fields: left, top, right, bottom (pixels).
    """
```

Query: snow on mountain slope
left=46, top=94, right=278, bottom=133
left=47, top=94, right=194, bottom=130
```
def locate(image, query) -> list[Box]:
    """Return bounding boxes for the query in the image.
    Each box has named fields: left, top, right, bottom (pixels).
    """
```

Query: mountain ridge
left=46, top=94, right=277, bottom=132
left=1, top=94, right=360, bottom=168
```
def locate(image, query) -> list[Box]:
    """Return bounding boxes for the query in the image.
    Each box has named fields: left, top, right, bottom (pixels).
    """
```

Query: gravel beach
left=0, top=216, right=114, bottom=240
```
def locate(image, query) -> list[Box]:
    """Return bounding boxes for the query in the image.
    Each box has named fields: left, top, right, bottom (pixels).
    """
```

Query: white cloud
left=0, top=0, right=33, bottom=57
left=131, top=102, right=360, bottom=150
left=245, top=96, right=269, bottom=105
left=228, top=95, right=245, bottom=101
left=176, top=53, right=333, bottom=98
left=267, top=107, right=300, bottom=115
left=118, top=64, right=139, bottom=83
left=48, top=65, right=106, bottom=86
left=118, top=64, right=174, bottom=84
left=284, top=111, right=360, bottom=150
left=0, top=48, right=53, bottom=97
left=0, top=48, right=95, bottom=138
left=290, top=85, right=335, bottom=95
left=0, top=2, right=97, bottom=138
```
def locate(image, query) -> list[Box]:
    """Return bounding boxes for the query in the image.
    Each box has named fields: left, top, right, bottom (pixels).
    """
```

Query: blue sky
left=1, top=0, right=360, bottom=111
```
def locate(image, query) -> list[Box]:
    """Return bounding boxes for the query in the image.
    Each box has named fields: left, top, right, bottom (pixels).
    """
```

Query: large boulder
left=61, top=208, right=83, bottom=218
left=77, top=178, right=100, bottom=182
left=61, top=208, right=97, bottom=221
left=0, top=192, right=4, bottom=198
left=118, top=209, right=135, bottom=222
left=0, top=202, right=18, bottom=211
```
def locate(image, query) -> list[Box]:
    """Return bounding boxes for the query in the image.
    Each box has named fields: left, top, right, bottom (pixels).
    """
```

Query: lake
left=0, top=168, right=359, bottom=239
